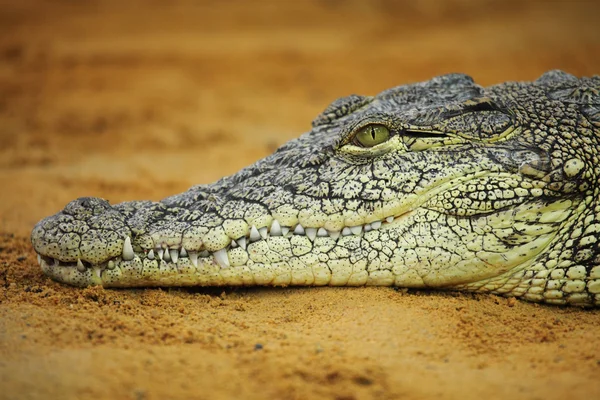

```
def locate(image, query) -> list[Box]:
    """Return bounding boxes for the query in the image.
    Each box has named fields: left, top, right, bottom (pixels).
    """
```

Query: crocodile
left=31, top=70, right=600, bottom=306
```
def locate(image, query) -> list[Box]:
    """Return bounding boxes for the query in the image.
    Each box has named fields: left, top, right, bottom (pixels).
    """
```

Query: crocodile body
left=31, top=71, right=600, bottom=306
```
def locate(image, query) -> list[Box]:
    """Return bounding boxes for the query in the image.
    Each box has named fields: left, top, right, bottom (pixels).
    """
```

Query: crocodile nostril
left=63, top=197, right=113, bottom=217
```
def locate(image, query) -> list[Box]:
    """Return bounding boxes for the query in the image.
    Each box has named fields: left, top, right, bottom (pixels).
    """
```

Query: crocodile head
left=31, top=70, right=600, bottom=306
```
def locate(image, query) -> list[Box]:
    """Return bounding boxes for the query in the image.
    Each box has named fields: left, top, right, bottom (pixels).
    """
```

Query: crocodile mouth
left=32, top=170, right=535, bottom=284
left=34, top=210, right=412, bottom=276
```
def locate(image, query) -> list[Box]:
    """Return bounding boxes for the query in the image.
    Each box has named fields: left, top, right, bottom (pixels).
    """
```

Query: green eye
left=353, top=124, right=390, bottom=147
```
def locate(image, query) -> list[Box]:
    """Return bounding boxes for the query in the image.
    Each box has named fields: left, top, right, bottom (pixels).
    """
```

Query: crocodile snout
left=31, top=197, right=131, bottom=265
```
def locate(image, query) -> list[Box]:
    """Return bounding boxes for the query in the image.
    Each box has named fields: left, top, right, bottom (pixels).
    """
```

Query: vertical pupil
left=370, top=126, right=376, bottom=140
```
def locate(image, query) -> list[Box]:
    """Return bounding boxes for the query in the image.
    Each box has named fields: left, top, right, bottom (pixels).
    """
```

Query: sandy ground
left=1, top=1, right=599, bottom=399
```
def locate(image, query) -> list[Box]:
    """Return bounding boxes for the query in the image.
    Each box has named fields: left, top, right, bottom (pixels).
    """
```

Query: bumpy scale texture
left=31, top=71, right=600, bottom=306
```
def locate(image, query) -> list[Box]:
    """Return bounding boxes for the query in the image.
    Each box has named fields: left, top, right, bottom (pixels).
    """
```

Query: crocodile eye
left=353, top=124, right=390, bottom=147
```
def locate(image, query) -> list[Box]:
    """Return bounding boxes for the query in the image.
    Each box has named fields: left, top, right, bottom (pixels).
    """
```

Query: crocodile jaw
left=31, top=167, right=570, bottom=291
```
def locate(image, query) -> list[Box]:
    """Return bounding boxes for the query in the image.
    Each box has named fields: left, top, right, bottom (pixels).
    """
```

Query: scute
left=312, top=94, right=373, bottom=127
left=429, top=72, right=475, bottom=87
left=536, top=70, right=579, bottom=86
left=537, top=70, right=600, bottom=106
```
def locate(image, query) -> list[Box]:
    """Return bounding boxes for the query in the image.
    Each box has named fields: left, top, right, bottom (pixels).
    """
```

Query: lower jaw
left=38, top=250, right=402, bottom=288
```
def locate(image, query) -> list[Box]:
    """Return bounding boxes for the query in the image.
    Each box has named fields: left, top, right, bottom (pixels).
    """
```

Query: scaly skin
left=31, top=71, right=600, bottom=306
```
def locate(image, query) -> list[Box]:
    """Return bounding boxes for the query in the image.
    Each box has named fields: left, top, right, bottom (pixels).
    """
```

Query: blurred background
left=0, top=0, right=599, bottom=235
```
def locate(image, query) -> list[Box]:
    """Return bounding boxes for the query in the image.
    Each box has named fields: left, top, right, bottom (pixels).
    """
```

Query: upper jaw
left=33, top=203, right=404, bottom=274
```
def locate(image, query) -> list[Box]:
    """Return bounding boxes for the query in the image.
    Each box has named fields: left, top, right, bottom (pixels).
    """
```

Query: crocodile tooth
left=107, top=260, right=115, bottom=270
left=147, top=249, right=155, bottom=260
left=250, top=225, right=261, bottom=242
left=164, top=247, right=171, bottom=262
left=371, top=220, right=382, bottom=230
left=305, top=227, right=317, bottom=241
left=342, top=227, right=352, bottom=236
left=180, top=247, right=187, bottom=257
left=350, top=225, right=363, bottom=235
left=259, top=226, right=268, bottom=240
left=76, top=259, right=86, bottom=272
left=364, top=223, right=372, bottom=232
left=200, top=250, right=210, bottom=257
left=294, top=224, right=305, bottom=235
left=157, top=248, right=164, bottom=261
left=386, top=216, right=394, bottom=223
left=53, top=258, right=60, bottom=267
left=189, top=251, right=198, bottom=267
left=213, top=249, right=230, bottom=269
left=37, top=254, right=41, bottom=264
left=94, top=267, right=102, bottom=278
left=281, top=226, right=290, bottom=236
left=328, top=230, right=340, bottom=240
left=231, top=240, right=238, bottom=248
left=236, top=236, right=247, bottom=250
left=317, top=227, right=328, bottom=237
left=270, top=220, right=282, bottom=236
left=122, top=237, right=134, bottom=261
left=170, top=249, right=179, bottom=263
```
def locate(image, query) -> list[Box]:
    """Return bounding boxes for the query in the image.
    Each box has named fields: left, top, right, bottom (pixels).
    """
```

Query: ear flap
left=312, top=94, right=373, bottom=127
left=488, top=147, right=552, bottom=180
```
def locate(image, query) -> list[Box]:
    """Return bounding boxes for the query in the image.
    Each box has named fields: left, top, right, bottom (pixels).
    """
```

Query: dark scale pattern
left=31, top=71, right=600, bottom=306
